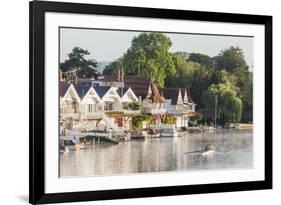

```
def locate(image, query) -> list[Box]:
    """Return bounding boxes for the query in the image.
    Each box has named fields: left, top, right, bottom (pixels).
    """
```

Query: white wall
left=0, top=0, right=280, bottom=204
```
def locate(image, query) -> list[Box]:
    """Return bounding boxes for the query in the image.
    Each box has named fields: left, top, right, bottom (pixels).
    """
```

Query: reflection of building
left=161, top=88, right=196, bottom=128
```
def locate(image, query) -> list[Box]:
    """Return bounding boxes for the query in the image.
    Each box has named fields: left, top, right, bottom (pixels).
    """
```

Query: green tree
left=188, top=65, right=212, bottom=108
left=132, top=114, right=152, bottom=128
left=165, top=52, right=214, bottom=108
left=60, top=47, right=99, bottom=78
left=128, top=102, right=141, bottom=110
left=215, top=46, right=249, bottom=73
left=123, top=32, right=175, bottom=87
left=240, top=72, right=253, bottom=110
left=202, top=83, right=242, bottom=124
left=210, top=69, right=237, bottom=91
left=188, top=53, right=215, bottom=69
left=195, top=112, right=203, bottom=123
left=102, top=58, right=124, bottom=75
left=214, top=47, right=252, bottom=110
left=165, top=52, right=198, bottom=88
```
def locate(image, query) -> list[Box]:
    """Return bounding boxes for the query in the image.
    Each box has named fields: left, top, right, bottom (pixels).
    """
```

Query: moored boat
left=131, top=131, right=148, bottom=140
left=60, top=137, right=86, bottom=151
left=146, top=128, right=160, bottom=138
left=160, top=127, right=178, bottom=137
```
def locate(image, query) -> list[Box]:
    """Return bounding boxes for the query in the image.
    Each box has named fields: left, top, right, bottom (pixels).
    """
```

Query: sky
left=60, top=27, right=254, bottom=69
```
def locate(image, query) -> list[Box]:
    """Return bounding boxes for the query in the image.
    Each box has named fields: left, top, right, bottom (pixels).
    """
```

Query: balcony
left=123, top=110, right=141, bottom=116
left=60, top=112, right=80, bottom=120
left=167, top=109, right=183, bottom=115
left=142, top=107, right=166, bottom=115
left=81, top=112, right=103, bottom=119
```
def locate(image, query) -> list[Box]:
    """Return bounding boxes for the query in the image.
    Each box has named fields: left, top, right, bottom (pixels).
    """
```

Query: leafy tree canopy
left=215, top=46, right=249, bottom=73
left=202, top=83, right=242, bottom=124
left=239, top=72, right=253, bottom=110
left=123, top=32, right=176, bottom=88
left=188, top=53, right=215, bottom=69
left=102, top=58, right=124, bottom=75
left=165, top=52, right=200, bottom=88
left=60, top=47, right=99, bottom=78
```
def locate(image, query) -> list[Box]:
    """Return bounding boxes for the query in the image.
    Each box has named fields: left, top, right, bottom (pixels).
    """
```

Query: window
left=87, top=104, right=96, bottom=113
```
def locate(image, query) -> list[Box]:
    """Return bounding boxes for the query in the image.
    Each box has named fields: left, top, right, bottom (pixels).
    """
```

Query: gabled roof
left=93, top=86, right=111, bottom=98
left=59, top=82, right=71, bottom=97
left=80, top=87, right=103, bottom=104
left=74, top=84, right=92, bottom=99
left=161, top=88, right=181, bottom=105
left=117, top=87, right=130, bottom=97
left=188, top=95, right=195, bottom=104
left=117, top=87, right=138, bottom=102
left=103, top=74, right=152, bottom=99
left=184, top=89, right=195, bottom=104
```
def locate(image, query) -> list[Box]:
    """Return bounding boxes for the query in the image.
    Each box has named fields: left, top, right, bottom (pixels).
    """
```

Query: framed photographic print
left=29, top=0, right=272, bottom=204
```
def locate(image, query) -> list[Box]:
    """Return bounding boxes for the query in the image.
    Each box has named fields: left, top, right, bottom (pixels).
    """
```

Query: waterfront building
left=161, top=88, right=196, bottom=128
left=59, top=81, right=141, bottom=132
left=59, top=82, right=81, bottom=120
left=100, top=73, right=167, bottom=126
left=60, top=73, right=197, bottom=132
left=141, top=81, right=166, bottom=125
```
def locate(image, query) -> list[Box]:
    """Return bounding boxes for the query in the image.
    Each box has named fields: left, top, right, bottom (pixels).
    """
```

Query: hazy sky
left=60, top=28, right=254, bottom=68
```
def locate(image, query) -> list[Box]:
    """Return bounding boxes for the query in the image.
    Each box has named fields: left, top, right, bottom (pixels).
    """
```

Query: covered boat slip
left=60, top=130, right=120, bottom=146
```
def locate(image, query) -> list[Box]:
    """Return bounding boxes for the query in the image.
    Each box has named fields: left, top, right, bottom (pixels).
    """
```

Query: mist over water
left=60, top=129, right=253, bottom=177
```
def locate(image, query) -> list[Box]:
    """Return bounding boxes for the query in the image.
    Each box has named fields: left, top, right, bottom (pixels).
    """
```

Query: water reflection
left=60, top=129, right=253, bottom=177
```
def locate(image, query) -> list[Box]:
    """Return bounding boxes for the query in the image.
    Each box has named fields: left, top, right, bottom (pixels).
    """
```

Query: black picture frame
left=29, top=1, right=272, bottom=204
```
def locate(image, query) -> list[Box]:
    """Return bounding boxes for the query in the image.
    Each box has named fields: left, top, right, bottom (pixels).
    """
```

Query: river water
left=60, top=129, right=253, bottom=177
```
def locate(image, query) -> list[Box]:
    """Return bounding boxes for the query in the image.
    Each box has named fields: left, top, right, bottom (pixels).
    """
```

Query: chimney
left=117, top=69, right=121, bottom=82
left=59, top=70, right=63, bottom=82
left=72, top=68, right=78, bottom=85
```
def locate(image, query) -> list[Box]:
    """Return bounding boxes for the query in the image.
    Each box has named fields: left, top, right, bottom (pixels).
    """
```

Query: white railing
left=142, top=107, right=166, bottom=115
left=81, top=112, right=103, bottom=119
left=151, top=124, right=175, bottom=131
left=167, top=109, right=182, bottom=115
left=63, top=129, right=113, bottom=139
left=60, top=113, right=80, bottom=119
left=123, top=110, right=141, bottom=115
left=60, top=107, right=78, bottom=113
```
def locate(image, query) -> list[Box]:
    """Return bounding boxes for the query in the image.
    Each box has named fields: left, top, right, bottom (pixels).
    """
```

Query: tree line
left=60, top=32, right=253, bottom=125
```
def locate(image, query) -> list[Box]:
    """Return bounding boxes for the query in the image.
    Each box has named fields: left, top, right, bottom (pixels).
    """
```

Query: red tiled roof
left=103, top=74, right=152, bottom=99
left=161, top=88, right=181, bottom=105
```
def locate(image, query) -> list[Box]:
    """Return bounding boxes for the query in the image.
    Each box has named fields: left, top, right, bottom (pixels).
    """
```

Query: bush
left=128, top=102, right=141, bottom=110
left=162, top=114, right=175, bottom=124
left=195, top=112, right=203, bottom=123
left=132, top=114, right=152, bottom=128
